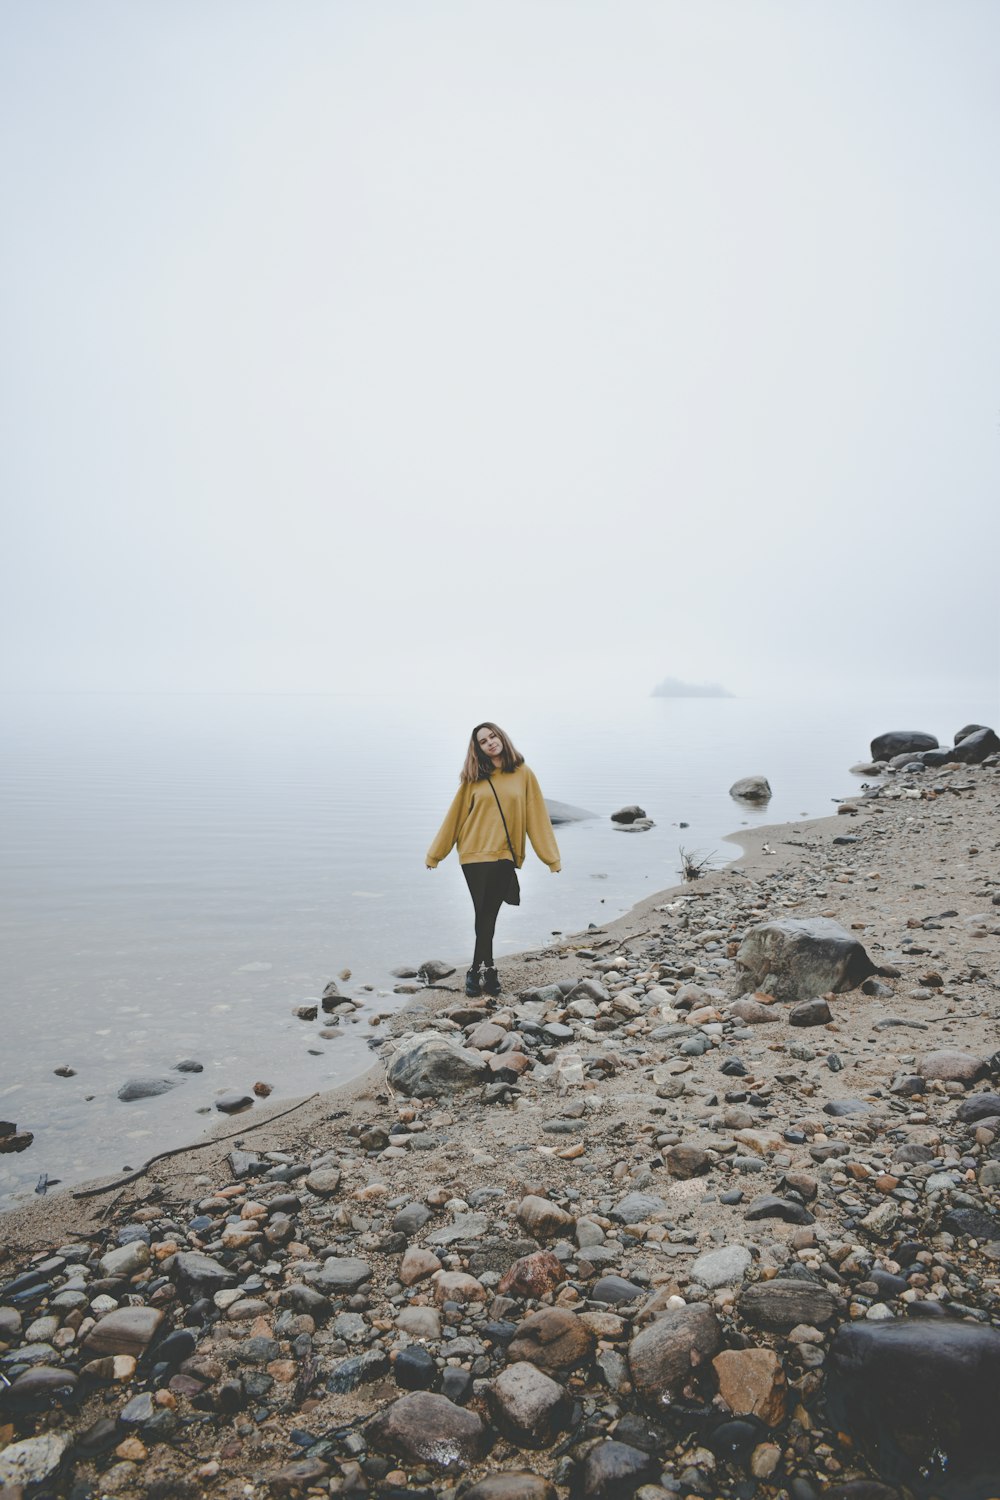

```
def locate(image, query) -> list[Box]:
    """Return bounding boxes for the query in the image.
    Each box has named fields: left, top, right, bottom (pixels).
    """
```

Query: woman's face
left=476, top=727, right=504, bottom=761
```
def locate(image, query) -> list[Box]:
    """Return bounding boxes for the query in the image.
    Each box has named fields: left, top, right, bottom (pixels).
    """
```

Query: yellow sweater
left=426, top=763, right=561, bottom=871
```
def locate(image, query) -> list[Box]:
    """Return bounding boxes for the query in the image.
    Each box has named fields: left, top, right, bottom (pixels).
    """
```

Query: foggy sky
left=3, top=1, right=998, bottom=701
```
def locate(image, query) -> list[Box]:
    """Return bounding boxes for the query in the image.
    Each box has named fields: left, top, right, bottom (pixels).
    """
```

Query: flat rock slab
left=739, top=1279, right=838, bottom=1332
left=425, top=1213, right=490, bottom=1246
left=117, top=1077, right=179, bottom=1102
left=826, top=1319, right=1000, bottom=1496
left=461, top=1475, right=558, bottom=1500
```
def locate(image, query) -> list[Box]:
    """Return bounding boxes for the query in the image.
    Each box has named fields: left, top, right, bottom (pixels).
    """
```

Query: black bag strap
left=486, top=776, right=517, bottom=865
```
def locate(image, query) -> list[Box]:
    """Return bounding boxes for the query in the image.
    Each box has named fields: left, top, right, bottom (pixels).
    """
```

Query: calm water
left=1, top=688, right=990, bottom=1209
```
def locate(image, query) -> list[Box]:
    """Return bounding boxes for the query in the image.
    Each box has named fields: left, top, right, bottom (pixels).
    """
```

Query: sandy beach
left=2, top=745, right=999, bottom=1499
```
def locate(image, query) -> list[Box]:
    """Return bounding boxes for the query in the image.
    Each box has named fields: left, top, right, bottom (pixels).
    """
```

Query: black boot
left=482, top=966, right=501, bottom=997
left=465, top=965, right=482, bottom=998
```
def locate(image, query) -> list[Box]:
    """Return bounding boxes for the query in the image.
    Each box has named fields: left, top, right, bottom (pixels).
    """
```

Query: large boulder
left=825, top=1320, right=1000, bottom=1497
left=946, top=726, right=999, bottom=763
left=735, top=917, right=876, bottom=1003
left=729, top=775, right=771, bottom=802
left=870, top=730, right=938, bottom=760
left=386, top=1035, right=486, bottom=1098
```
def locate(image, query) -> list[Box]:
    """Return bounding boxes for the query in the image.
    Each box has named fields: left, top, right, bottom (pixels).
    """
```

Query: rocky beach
left=2, top=726, right=999, bottom=1500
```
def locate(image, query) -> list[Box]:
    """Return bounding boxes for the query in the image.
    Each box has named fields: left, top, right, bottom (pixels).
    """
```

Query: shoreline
left=0, top=804, right=845, bottom=1256
left=3, top=751, right=1000, bottom=1499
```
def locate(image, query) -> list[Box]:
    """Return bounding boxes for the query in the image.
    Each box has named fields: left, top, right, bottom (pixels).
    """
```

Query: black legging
left=462, top=860, right=514, bottom=969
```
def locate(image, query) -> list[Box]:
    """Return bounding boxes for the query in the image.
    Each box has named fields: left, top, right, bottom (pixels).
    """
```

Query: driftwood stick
left=72, top=1093, right=321, bottom=1200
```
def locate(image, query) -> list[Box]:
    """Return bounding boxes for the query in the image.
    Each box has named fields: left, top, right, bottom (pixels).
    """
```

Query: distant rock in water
left=117, top=1078, right=179, bottom=1103
left=729, top=776, right=771, bottom=802
left=545, top=800, right=597, bottom=825
left=652, top=676, right=734, bottom=698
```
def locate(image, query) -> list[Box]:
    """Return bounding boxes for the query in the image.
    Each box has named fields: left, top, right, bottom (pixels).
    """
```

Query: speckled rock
left=628, top=1305, right=722, bottom=1407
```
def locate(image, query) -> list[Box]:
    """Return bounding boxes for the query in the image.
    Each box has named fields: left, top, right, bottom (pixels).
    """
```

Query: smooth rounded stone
left=119, top=1390, right=156, bottom=1426
left=0, top=1432, right=72, bottom=1489
left=433, top=1271, right=487, bottom=1307
left=305, top=1167, right=341, bottom=1196
left=418, top=959, right=457, bottom=983
left=82, top=1306, right=164, bottom=1358
left=730, top=996, right=779, bottom=1025
left=738, top=1279, right=838, bottom=1332
left=689, top=1245, right=752, bottom=1289
left=591, top=1275, right=645, bottom=1305
left=823, top=1098, right=872, bottom=1117
left=486, top=1361, right=570, bottom=1447
left=628, top=1305, right=722, bottom=1407
left=870, top=730, right=939, bottom=760
left=400, top=1247, right=442, bottom=1286
left=116, top=1077, right=178, bottom=1102
left=1, top=1342, right=57, bottom=1367
left=789, top=998, right=832, bottom=1027
left=460, top=1474, right=558, bottom=1500
left=497, top=1250, right=565, bottom=1299
left=736, top=917, right=876, bottom=1003
left=730, top=776, right=772, bottom=802
left=315, top=1257, right=371, bottom=1292
left=387, top=1034, right=486, bottom=1097
left=955, top=1092, right=1000, bottom=1124
left=507, top=1308, right=594, bottom=1374
left=955, top=723, right=990, bottom=745
left=171, top=1252, right=235, bottom=1297
left=826, top=1320, right=1000, bottom=1495
left=396, top=1306, right=442, bottom=1339
left=745, top=1194, right=814, bottom=1225
left=517, top=1195, right=575, bottom=1238
left=9, top=1365, right=79, bottom=1402
left=610, top=1192, right=667, bottom=1225
left=365, top=1391, right=490, bottom=1468
left=392, top=1201, right=432, bottom=1236
left=712, top=1348, right=787, bottom=1426
left=680, top=1034, right=710, bottom=1056
left=575, top=1440, right=659, bottom=1499
left=98, top=1241, right=151, bottom=1279
left=665, top=1145, right=713, bottom=1179
left=467, top=1020, right=507, bottom=1050
left=918, top=1051, right=988, bottom=1084
left=394, top=1345, right=437, bottom=1391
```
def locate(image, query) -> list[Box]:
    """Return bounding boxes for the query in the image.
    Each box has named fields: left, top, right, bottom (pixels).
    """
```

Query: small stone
left=610, top=1192, right=667, bottom=1224
left=394, top=1345, right=437, bottom=1390
left=507, top=1308, right=594, bottom=1374
left=399, top=1247, right=441, bottom=1285
left=689, top=1245, right=752, bottom=1289
left=315, top=1257, right=371, bottom=1292
left=789, top=998, right=832, bottom=1027
left=575, top=1439, right=659, bottom=1498
left=215, top=1090, right=254, bottom=1113
left=117, top=1077, right=178, bottom=1102
left=918, top=1051, right=988, bottom=1084
left=99, top=1242, right=151, bottom=1279
left=517, top=1195, right=575, bottom=1238
left=665, top=1145, right=712, bottom=1178
left=498, top=1250, right=565, bottom=1299
left=745, top=1194, right=814, bottom=1225
left=304, top=1168, right=341, bottom=1196
left=82, top=1306, right=164, bottom=1359
left=739, top=1280, right=838, bottom=1332
left=460, top=1475, right=557, bottom=1500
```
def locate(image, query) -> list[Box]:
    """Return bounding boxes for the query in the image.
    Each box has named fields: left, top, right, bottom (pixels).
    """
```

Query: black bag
left=487, top=778, right=521, bottom=905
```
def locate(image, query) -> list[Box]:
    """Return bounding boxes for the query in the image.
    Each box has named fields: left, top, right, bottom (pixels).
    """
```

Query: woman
left=426, top=722, right=561, bottom=998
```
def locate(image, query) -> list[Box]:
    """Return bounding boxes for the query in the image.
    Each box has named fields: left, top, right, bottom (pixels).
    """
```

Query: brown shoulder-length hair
left=460, top=722, right=525, bottom=783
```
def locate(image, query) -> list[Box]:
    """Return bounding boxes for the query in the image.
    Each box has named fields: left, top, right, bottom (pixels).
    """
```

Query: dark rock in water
left=545, top=799, right=598, bottom=825
left=387, top=1035, right=485, bottom=1098
left=946, top=726, right=999, bottom=763
left=736, top=917, right=876, bottom=1003
left=955, top=1092, right=1000, bottom=1124
left=826, top=1320, right=1000, bottom=1497
left=739, top=1279, right=838, bottom=1332
left=745, top=1194, right=814, bottom=1225
left=0, top=1129, right=34, bottom=1153
left=610, top=805, right=646, bottom=823
left=729, top=775, right=772, bottom=802
left=870, top=731, right=939, bottom=760
left=214, top=1090, right=253, bottom=1113
left=366, top=1391, right=491, bottom=1468
left=789, top=998, right=833, bottom=1027
left=628, top=1305, right=722, bottom=1407
left=174, top=1059, right=203, bottom=1073
left=572, top=1439, right=658, bottom=1498
left=117, top=1077, right=179, bottom=1102
left=418, top=959, right=456, bottom=983
left=941, top=1206, right=1000, bottom=1242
